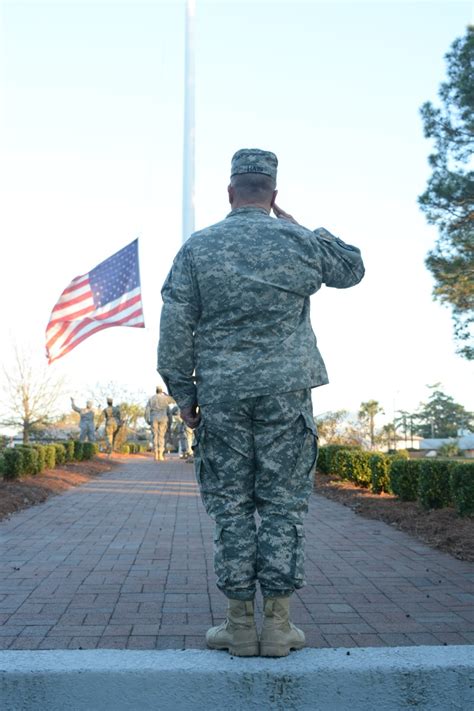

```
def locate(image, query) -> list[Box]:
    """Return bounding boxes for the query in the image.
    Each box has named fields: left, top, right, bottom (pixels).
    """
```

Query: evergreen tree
left=418, top=27, right=474, bottom=359
left=413, top=385, right=473, bottom=438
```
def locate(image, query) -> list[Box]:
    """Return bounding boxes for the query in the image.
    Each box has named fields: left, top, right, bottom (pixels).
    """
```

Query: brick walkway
left=0, top=456, right=473, bottom=651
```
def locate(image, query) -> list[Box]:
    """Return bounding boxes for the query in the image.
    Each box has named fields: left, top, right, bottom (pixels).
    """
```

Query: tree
left=358, top=400, right=384, bottom=449
left=380, top=422, right=399, bottom=451
left=413, top=384, right=473, bottom=438
left=0, top=348, right=66, bottom=444
left=418, top=27, right=474, bottom=359
left=314, top=409, right=348, bottom=445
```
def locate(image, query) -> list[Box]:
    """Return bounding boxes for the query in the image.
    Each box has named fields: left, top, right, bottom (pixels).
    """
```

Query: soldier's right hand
left=181, top=404, right=201, bottom=429
left=272, top=203, right=299, bottom=225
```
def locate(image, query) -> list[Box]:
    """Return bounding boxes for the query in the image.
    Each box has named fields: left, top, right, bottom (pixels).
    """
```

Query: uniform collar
left=226, top=206, right=270, bottom=218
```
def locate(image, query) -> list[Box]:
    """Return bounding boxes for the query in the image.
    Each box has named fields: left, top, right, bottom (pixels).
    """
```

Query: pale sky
left=0, top=0, right=473, bottom=424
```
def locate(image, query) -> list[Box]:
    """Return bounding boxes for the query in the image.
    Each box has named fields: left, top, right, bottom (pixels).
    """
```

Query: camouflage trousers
left=79, top=422, right=96, bottom=443
left=151, top=417, right=167, bottom=456
left=193, top=389, right=318, bottom=601
left=105, top=423, right=118, bottom=454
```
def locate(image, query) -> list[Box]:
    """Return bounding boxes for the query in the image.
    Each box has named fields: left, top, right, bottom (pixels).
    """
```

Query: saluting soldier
left=158, top=148, right=365, bottom=657
left=70, top=397, right=96, bottom=442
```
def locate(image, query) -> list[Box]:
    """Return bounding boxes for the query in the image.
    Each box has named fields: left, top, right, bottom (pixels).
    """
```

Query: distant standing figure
left=145, top=386, right=175, bottom=461
left=71, top=397, right=96, bottom=442
left=101, top=398, right=122, bottom=455
left=177, top=413, right=194, bottom=460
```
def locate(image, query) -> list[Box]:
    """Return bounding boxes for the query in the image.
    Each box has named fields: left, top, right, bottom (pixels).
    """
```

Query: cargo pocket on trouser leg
left=290, top=411, right=319, bottom=512
left=291, top=523, right=306, bottom=590
left=213, top=523, right=257, bottom=599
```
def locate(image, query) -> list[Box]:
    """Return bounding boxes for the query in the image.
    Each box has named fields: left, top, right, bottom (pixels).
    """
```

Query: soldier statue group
left=70, top=388, right=191, bottom=461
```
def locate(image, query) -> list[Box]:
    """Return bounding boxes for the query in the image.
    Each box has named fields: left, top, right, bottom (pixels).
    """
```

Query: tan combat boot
left=260, top=597, right=305, bottom=657
left=206, top=599, right=259, bottom=657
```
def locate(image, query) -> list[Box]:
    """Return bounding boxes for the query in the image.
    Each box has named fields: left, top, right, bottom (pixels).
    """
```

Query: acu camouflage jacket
left=158, top=206, right=365, bottom=410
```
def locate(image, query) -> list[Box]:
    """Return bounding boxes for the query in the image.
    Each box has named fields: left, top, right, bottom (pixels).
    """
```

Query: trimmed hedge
left=316, top=445, right=474, bottom=517
left=53, top=443, right=66, bottom=466
left=17, top=446, right=39, bottom=476
left=370, top=453, right=391, bottom=494
left=450, top=463, right=474, bottom=516
left=3, top=448, right=25, bottom=479
left=418, top=460, right=453, bottom=510
left=65, top=440, right=75, bottom=462
left=44, top=445, right=56, bottom=470
left=73, top=441, right=84, bottom=461
left=389, top=459, right=422, bottom=501
left=2, top=439, right=99, bottom=479
left=32, top=444, right=46, bottom=474
left=82, top=442, right=98, bottom=460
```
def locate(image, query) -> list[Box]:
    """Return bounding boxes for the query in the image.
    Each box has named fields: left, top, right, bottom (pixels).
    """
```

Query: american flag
left=46, top=239, right=145, bottom=364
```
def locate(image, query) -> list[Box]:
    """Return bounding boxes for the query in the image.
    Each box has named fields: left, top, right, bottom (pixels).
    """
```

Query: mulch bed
left=0, top=456, right=119, bottom=521
left=314, top=471, right=474, bottom=562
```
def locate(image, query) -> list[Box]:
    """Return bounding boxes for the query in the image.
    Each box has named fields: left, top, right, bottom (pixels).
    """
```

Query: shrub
left=17, top=446, right=39, bottom=476
left=317, top=445, right=354, bottom=475
left=82, top=442, right=97, bottom=460
left=73, top=441, right=84, bottom=461
left=53, top=443, right=66, bottom=466
left=370, top=453, right=391, bottom=494
left=418, top=460, right=452, bottom=510
left=32, top=444, right=46, bottom=473
left=44, top=444, right=56, bottom=470
left=450, top=463, right=474, bottom=516
left=347, top=450, right=372, bottom=487
left=3, top=448, right=24, bottom=479
left=332, top=448, right=353, bottom=480
left=121, top=444, right=130, bottom=455
left=65, top=440, right=75, bottom=462
left=389, top=459, right=421, bottom=501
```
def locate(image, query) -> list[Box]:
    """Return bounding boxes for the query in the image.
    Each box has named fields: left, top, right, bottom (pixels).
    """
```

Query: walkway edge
left=1, top=646, right=473, bottom=710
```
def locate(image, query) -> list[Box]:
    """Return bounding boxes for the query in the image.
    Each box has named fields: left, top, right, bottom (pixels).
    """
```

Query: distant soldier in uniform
left=70, top=397, right=96, bottom=442
left=176, top=413, right=194, bottom=461
left=158, top=148, right=365, bottom=656
left=101, top=398, right=122, bottom=456
left=144, top=386, right=175, bottom=461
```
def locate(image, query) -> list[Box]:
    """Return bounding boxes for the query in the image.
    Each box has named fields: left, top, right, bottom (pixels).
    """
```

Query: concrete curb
left=1, top=646, right=473, bottom=710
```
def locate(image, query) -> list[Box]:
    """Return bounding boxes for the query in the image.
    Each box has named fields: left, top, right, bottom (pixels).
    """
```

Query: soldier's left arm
left=312, top=227, right=365, bottom=288
left=158, top=244, right=201, bottom=412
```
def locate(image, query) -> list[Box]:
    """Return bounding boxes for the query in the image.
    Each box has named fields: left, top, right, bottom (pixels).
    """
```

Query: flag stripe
left=45, top=239, right=144, bottom=364
left=57, top=297, right=144, bottom=352
left=48, top=311, right=145, bottom=363
left=52, top=286, right=93, bottom=313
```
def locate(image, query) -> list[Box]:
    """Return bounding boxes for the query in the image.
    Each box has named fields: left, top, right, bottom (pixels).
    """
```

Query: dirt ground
left=315, top=471, right=474, bottom=563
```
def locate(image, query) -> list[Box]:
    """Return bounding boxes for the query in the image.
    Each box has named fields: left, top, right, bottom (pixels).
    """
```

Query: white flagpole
left=182, top=0, right=196, bottom=243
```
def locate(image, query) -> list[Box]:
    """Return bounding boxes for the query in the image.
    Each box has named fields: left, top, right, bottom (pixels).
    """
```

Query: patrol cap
left=231, top=148, right=278, bottom=181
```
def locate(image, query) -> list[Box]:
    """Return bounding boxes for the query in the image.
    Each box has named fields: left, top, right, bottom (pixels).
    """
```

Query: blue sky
left=0, top=0, right=473, bottom=421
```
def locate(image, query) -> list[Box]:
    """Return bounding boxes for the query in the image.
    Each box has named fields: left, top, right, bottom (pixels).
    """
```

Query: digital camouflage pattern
left=71, top=401, right=96, bottom=443
left=158, top=207, right=365, bottom=411
left=231, top=148, right=278, bottom=180
left=193, top=389, right=317, bottom=600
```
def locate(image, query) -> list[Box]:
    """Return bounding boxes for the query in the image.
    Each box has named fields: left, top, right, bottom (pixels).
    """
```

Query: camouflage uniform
left=145, top=392, right=174, bottom=459
left=177, top=416, right=194, bottom=459
left=158, top=149, right=365, bottom=600
left=71, top=400, right=96, bottom=442
left=102, top=404, right=122, bottom=454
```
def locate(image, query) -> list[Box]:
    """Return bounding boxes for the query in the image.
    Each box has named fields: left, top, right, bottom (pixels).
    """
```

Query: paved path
left=0, top=456, right=473, bottom=651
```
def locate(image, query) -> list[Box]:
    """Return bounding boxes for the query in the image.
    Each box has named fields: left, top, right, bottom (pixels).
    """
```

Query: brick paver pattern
left=0, top=456, right=473, bottom=651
